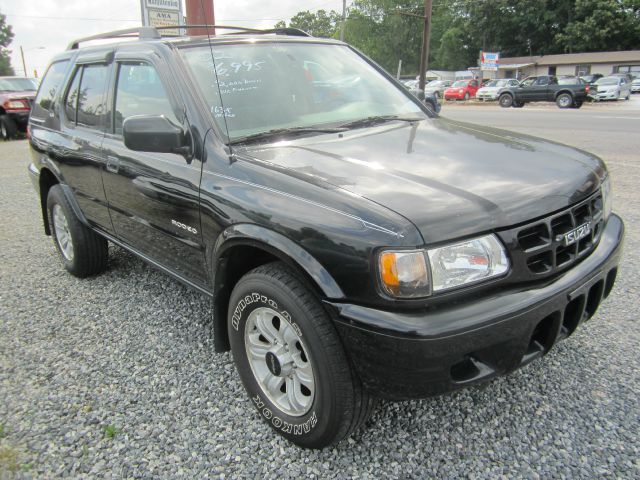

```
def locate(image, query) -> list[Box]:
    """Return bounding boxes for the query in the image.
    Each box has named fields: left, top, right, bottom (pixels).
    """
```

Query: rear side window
left=77, top=65, right=108, bottom=129
left=32, top=60, right=69, bottom=119
left=63, top=64, right=109, bottom=129
left=113, top=62, right=177, bottom=135
left=65, top=68, right=82, bottom=124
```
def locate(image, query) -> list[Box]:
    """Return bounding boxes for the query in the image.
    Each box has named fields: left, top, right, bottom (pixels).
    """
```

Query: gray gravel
left=1, top=105, right=640, bottom=480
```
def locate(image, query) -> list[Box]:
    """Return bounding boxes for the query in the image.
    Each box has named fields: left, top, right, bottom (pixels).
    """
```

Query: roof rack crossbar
left=67, top=24, right=312, bottom=50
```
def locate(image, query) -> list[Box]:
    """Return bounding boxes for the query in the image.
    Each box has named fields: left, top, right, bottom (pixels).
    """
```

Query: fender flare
left=209, top=224, right=346, bottom=352
left=212, top=223, right=345, bottom=300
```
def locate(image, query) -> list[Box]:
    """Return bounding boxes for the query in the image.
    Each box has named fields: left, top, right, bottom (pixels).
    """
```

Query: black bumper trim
left=328, top=214, right=624, bottom=399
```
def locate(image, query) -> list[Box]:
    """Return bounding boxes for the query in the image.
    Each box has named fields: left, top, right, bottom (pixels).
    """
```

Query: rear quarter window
left=32, top=60, right=70, bottom=119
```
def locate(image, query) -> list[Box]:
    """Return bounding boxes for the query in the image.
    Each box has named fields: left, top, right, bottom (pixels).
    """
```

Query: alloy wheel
left=52, top=204, right=74, bottom=261
left=244, top=307, right=315, bottom=417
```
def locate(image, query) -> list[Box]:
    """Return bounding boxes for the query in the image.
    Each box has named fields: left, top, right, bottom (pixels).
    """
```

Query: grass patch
left=103, top=425, right=117, bottom=439
left=0, top=445, right=21, bottom=473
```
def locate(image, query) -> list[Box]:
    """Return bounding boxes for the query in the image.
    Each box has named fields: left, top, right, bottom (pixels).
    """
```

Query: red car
left=444, top=79, right=479, bottom=101
left=0, top=76, right=38, bottom=140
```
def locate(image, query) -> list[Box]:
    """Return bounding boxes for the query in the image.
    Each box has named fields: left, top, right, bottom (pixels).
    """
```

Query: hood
left=236, top=118, right=605, bottom=244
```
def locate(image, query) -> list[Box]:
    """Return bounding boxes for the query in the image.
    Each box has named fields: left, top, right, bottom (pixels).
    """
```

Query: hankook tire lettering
left=252, top=395, right=318, bottom=436
left=231, top=293, right=295, bottom=334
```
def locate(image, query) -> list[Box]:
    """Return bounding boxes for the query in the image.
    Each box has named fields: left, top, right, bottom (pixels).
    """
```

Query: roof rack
left=66, top=25, right=311, bottom=50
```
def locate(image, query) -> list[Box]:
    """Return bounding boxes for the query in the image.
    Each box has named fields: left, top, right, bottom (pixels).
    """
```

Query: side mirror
left=123, top=115, right=191, bottom=157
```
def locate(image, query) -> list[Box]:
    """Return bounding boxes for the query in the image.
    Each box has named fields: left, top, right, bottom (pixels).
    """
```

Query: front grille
left=498, top=190, right=604, bottom=281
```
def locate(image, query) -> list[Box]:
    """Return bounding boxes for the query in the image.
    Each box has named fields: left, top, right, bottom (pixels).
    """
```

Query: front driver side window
left=114, top=62, right=178, bottom=135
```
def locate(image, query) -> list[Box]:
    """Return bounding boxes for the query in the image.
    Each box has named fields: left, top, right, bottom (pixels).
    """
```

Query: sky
left=0, top=0, right=345, bottom=77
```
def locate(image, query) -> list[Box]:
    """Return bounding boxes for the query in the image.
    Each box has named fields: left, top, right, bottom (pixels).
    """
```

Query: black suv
left=498, top=75, right=590, bottom=108
left=28, top=27, right=624, bottom=449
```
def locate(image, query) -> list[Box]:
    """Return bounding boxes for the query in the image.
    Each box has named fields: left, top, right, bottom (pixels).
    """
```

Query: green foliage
left=0, top=11, right=15, bottom=75
left=103, top=425, right=117, bottom=439
left=555, top=0, right=640, bottom=52
left=276, top=0, right=640, bottom=75
left=279, top=9, right=342, bottom=38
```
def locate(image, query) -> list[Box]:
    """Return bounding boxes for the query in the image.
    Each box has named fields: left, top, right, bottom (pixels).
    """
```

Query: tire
left=512, top=101, right=524, bottom=108
left=556, top=93, right=573, bottom=108
left=46, top=185, right=108, bottom=278
left=499, top=93, right=513, bottom=108
left=464, top=92, right=470, bottom=101
left=0, top=114, right=17, bottom=140
left=228, top=262, right=376, bottom=449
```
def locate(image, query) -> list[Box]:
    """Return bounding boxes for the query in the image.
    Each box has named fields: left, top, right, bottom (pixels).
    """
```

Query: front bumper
left=592, top=90, right=620, bottom=100
left=328, top=214, right=624, bottom=400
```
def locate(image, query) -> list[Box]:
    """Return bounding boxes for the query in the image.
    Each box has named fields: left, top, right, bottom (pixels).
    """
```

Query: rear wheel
left=499, top=93, right=513, bottom=108
left=556, top=93, right=573, bottom=108
left=228, top=262, right=376, bottom=448
left=46, top=185, right=108, bottom=277
left=0, top=115, right=17, bottom=140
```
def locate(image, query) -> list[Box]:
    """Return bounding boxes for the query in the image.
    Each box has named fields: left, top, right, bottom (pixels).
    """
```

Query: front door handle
left=106, top=156, right=120, bottom=174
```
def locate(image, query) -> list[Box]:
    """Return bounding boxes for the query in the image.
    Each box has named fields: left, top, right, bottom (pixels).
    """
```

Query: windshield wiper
left=231, top=126, right=347, bottom=144
left=338, top=115, right=424, bottom=130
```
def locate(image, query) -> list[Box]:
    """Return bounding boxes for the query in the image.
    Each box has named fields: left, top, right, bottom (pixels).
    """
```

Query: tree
left=0, top=11, right=15, bottom=75
left=554, top=0, right=640, bottom=52
left=276, top=9, right=341, bottom=38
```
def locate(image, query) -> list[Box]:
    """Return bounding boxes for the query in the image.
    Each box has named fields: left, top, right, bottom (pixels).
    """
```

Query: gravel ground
left=1, top=114, right=639, bottom=480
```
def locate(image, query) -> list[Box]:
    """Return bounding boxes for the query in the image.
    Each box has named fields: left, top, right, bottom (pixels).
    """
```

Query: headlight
left=601, top=176, right=612, bottom=220
left=428, top=235, right=509, bottom=292
left=458, top=89, right=464, bottom=93
left=378, top=234, right=509, bottom=298
left=379, top=250, right=430, bottom=298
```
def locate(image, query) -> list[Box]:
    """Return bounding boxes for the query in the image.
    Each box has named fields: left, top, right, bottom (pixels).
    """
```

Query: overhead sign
left=140, top=0, right=183, bottom=36
left=481, top=52, right=500, bottom=71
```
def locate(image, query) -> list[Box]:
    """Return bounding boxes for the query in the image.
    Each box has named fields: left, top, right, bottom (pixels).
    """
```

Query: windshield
left=426, top=80, right=444, bottom=87
left=452, top=80, right=468, bottom=87
left=486, top=80, right=509, bottom=87
left=0, top=77, right=38, bottom=92
left=180, top=43, right=423, bottom=141
left=596, top=77, right=619, bottom=86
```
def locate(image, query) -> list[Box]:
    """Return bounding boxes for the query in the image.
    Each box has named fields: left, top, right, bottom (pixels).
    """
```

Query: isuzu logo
left=557, top=221, right=591, bottom=246
left=171, top=219, right=198, bottom=235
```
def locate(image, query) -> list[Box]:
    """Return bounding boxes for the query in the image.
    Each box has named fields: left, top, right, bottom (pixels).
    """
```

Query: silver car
left=423, top=80, right=451, bottom=98
left=476, top=78, right=520, bottom=101
left=592, top=76, right=632, bottom=101
left=631, top=77, right=640, bottom=93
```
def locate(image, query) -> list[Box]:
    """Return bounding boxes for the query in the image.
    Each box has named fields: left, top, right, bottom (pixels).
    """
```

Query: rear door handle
left=106, top=156, right=120, bottom=174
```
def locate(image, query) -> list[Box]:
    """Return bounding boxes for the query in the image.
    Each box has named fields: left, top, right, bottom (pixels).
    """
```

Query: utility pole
left=185, top=0, right=215, bottom=36
left=19, top=46, right=27, bottom=78
left=340, top=0, right=346, bottom=41
left=397, top=0, right=433, bottom=93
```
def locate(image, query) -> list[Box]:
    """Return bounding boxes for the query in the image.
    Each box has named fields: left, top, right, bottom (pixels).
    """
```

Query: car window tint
left=114, top=62, right=177, bottom=135
left=77, top=64, right=108, bottom=129
left=64, top=68, right=82, bottom=124
left=32, top=60, right=69, bottom=119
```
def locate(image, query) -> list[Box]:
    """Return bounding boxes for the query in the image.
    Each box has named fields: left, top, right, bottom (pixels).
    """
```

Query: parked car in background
left=498, top=75, right=589, bottom=109
left=591, top=76, right=631, bottom=101
left=476, top=78, right=520, bottom=101
left=0, top=76, right=39, bottom=140
left=403, top=79, right=418, bottom=90
left=580, top=74, right=603, bottom=86
left=423, top=79, right=451, bottom=98
left=631, top=77, right=640, bottom=93
left=610, top=72, right=634, bottom=83
left=444, top=79, right=479, bottom=101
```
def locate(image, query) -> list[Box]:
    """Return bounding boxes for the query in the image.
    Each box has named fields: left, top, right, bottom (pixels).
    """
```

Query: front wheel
left=556, top=93, right=573, bottom=108
left=46, top=185, right=108, bottom=277
left=228, top=262, right=375, bottom=449
left=499, top=93, right=513, bottom=108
